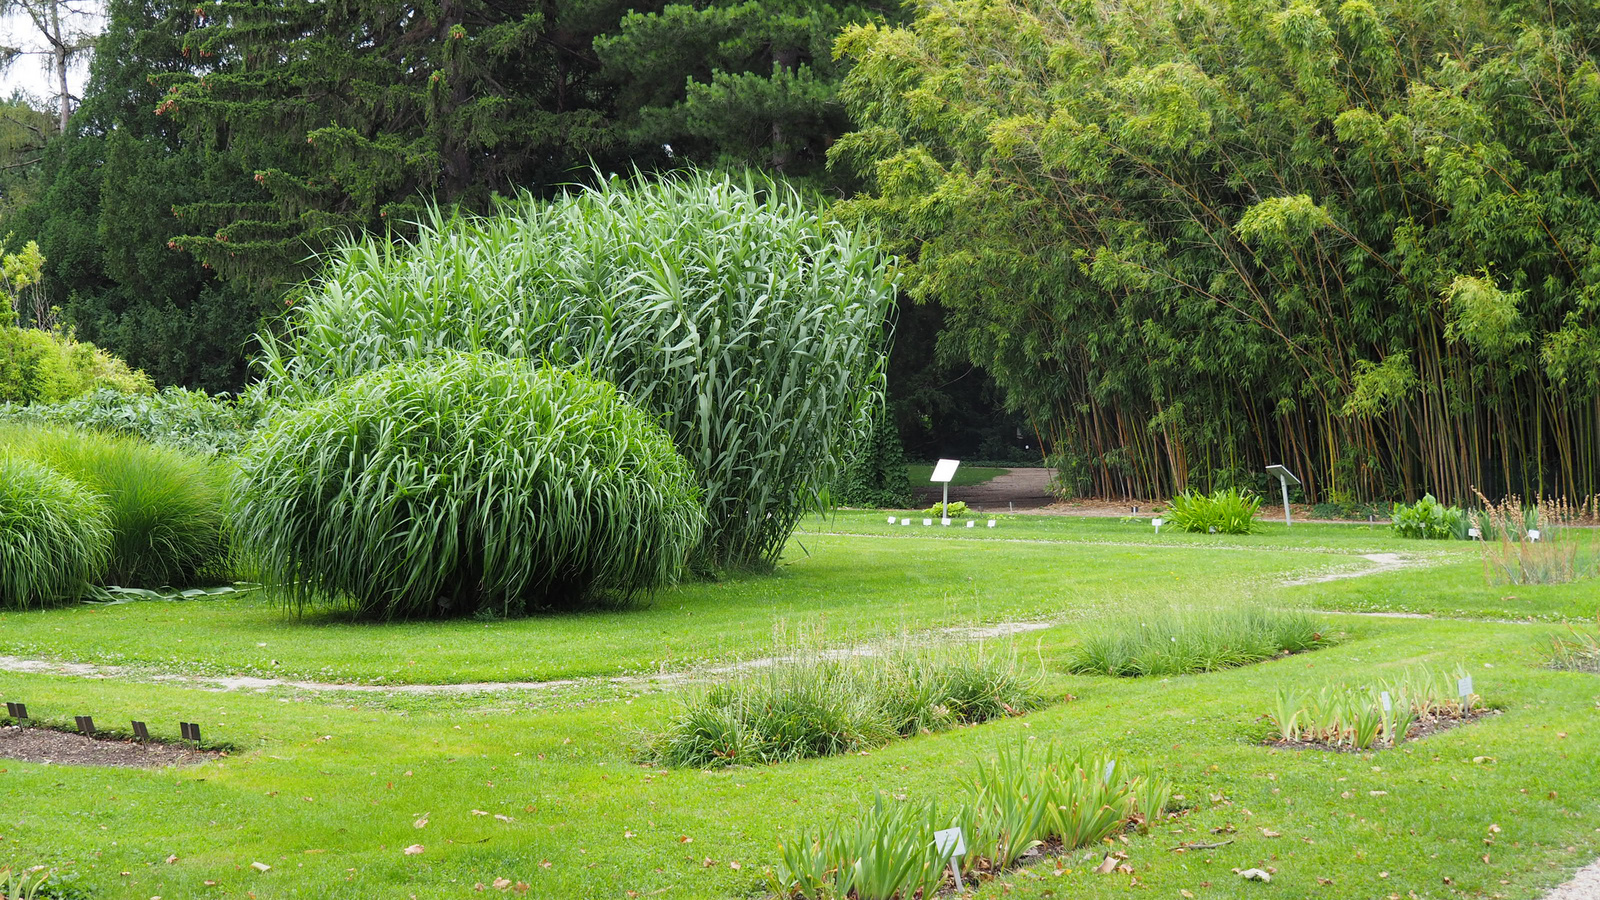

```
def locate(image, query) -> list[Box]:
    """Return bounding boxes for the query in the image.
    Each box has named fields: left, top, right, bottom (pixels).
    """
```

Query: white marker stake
left=966, top=520, right=975, bottom=528
left=1458, top=675, right=1474, bottom=711
left=934, top=827, right=966, bottom=892
left=1380, top=691, right=1392, bottom=713
left=1528, top=529, right=1542, bottom=542
left=987, top=520, right=996, bottom=528
left=1468, top=527, right=1481, bottom=539
left=902, top=518, right=911, bottom=527
left=923, top=518, right=933, bottom=526
left=887, top=516, right=897, bottom=524
left=1103, top=760, right=1117, bottom=785
left=1152, top=517, right=1164, bottom=534
left=942, top=518, right=952, bottom=526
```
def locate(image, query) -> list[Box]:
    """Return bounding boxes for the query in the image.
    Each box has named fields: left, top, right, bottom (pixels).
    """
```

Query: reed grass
left=0, top=454, right=111, bottom=607
left=257, top=169, right=895, bottom=570
left=1065, top=604, right=1328, bottom=677
left=229, top=353, right=705, bottom=618
left=1471, top=493, right=1600, bottom=585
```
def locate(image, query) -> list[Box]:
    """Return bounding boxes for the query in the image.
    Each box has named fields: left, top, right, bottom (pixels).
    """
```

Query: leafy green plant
left=0, top=387, right=258, bottom=456
left=1266, top=666, right=1482, bottom=749
left=0, top=326, right=152, bottom=405
left=1166, top=487, right=1262, bottom=534
left=1065, top=605, right=1327, bottom=677
left=927, top=500, right=969, bottom=517
left=646, top=646, right=1042, bottom=767
left=231, top=353, right=705, bottom=618
left=258, top=169, right=895, bottom=570
left=1390, top=494, right=1465, bottom=539
left=771, top=797, right=955, bottom=900
left=0, top=455, right=111, bottom=607
left=2, top=427, right=229, bottom=588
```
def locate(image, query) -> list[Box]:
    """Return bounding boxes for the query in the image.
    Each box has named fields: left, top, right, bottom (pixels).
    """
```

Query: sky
left=0, top=5, right=100, bottom=109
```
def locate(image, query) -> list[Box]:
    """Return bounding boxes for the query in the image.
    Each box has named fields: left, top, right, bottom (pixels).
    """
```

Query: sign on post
left=929, top=459, right=961, bottom=524
left=1266, top=465, right=1301, bottom=527
left=934, top=827, right=967, bottom=891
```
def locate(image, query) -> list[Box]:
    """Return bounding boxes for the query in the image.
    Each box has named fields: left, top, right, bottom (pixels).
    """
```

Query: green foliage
left=0, top=454, right=112, bottom=607
left=833, top=0, right=1600, bottom=505
left=1266, top=667, right=1481, bottom=749
left=1, top=426, right=229, bottom=588
left=261, top=170, right=894, bottom=569
left=1390, top=494, right=1465, bottom=540
left=833, top=410, right=913, bottom=509
left=0, top=386, right=258, bottom=456
left=1166, top=487, right=1262, bottom=535
left=1544, top=612, right=1599, bottom=674
left=645, top=646, right=1042, bottom=768
left=1066, top=605, right=1327, bottom=677
left=771, top=745, right=1173, bottom=899
left=926, top=501, right=968, bottom=517
left=0, top=326, right=153, bottom=404
left=1473, top=495, right=1600, bottom=585
left=231, top=353, right=705, bottom=618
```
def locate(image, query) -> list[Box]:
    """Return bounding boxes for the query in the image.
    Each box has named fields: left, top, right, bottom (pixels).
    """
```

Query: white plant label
left=966, top=521, right=975, bottom=528
left=1152, top=518, right=1164, bottom=528
left=987, top=520, right=997, bottom=528
left=887, top=516, right=897, bottom=524
left=1467, top=527, right=1481, bottom=538
left=923, top=518, right=933, bottom=526
left=934, top=827, right=966, bottom=858
left=1380, top=691, right=1392, bottom=712
left=1103, top=760, right=1117, bottom=785
left=1458, top=675, right=1474, bottom=698
left=1528, top=529, right=1542, bottom=541
left=941, top=518, right=952, bottom=526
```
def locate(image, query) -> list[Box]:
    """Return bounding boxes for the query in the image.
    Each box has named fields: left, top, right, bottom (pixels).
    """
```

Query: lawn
left=1, top=513, right=1596, bottom=900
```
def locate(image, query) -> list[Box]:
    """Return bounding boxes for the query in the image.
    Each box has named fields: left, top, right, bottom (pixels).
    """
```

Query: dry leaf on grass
left=403, top=844, right=425, bottom=856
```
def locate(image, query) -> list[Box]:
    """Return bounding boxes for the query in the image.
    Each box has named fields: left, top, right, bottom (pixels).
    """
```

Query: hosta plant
left=927, top=500, right=969, bottom=517
left=1390, top=494, right=1465, bottom=539
left=230, top=353, right=705, bottom=617
left=258, top=169, right=895, bottom=569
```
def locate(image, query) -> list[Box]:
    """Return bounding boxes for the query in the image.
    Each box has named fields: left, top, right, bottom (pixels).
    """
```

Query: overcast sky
left=0, top=6, right=99, bottom=109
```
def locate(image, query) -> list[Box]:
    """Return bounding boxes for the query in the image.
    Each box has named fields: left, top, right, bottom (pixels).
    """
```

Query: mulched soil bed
left=1266, top=707, right=1502, bottom=753
left=0, top=725, right=220, bottom=768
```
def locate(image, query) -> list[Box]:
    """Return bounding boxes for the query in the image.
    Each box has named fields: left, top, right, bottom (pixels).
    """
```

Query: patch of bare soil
left=1265, top=707, right=1501, bottom=753
left=0, top=724, right=219, bottom=768
left=1544, top=857, right=1600, bottom=900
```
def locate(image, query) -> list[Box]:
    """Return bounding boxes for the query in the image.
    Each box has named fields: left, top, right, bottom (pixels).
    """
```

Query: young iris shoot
left=229, top=353, right=705, bottom=618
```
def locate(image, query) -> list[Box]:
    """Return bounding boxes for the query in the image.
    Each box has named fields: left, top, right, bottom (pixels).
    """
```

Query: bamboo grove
left=831, top=0, right=1600, bottom=503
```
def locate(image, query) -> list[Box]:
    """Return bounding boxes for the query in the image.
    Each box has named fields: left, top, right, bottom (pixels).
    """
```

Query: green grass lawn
left=906, top=464, right=1008, bottom=488
left=1, top=513, right=1596, bottom=899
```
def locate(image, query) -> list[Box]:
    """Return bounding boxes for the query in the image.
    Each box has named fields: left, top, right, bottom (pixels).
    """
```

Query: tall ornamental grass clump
left=0, top=426, right=227, bottom=588
left=256, top=170, right=895, bottom=568
left=0, top=455, right=111, bottom=606
left=1066, top=605, right=1328, bottom=677
left=230, top=353, right=705, bottom=618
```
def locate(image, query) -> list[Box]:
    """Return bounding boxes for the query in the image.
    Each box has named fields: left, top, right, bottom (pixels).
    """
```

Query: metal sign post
left=930, top=459, right=961, bottom=518
left=1265, top=465, right=1301, bottom=527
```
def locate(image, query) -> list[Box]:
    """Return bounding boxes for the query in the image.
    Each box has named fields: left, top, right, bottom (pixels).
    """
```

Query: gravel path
left=913, top=467, right=1056, bottom=511
left=1543, top=858, right=1600, bottom=900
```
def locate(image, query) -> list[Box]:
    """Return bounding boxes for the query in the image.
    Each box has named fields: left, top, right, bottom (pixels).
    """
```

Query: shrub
left=927, top=500, right=969, bottom=517
left=258, top=170, right=895, bottom=569
left=0, top=455, right=112, bottom=607
left=0, top=426, right=229, bottom=588
left=646, top=647, right=1042, bottom=768
left=833, top=411, right=914, bottom=509
left=1390, top=493, right=1465, bottom=539
left=1065, top=605, right=1328, bottom=677
left=1166, top=487, right=1262, bottom=534
left=0, top=386, right=258, bottom=456
left=230, top=353, right=705, bottom=617
left=0, top=326, right=152, bottom=405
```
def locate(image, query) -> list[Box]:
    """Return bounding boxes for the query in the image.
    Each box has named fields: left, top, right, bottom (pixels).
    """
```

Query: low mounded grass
left=1544, top=612, right=1599, bottom=673
left=0, top=424, right=227, bottom=588
left=645, top=646, right=1043, bottom=767
left=0, top=455, right=111, bottom=607
left=1064, top=604, right=1328, bottom=677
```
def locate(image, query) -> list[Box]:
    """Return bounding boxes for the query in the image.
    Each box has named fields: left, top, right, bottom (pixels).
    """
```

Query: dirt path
left=913, top=467, right=1056, bottom=511
left=1544, top=858, right=1600, bottom=900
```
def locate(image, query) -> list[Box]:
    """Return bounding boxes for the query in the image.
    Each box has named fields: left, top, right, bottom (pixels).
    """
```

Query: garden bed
left=0, top=724, right=220, bottom=768
left=1265, top=707, right=1501, bottom=753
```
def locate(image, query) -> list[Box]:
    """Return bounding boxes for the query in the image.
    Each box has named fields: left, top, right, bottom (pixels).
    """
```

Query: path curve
left=1544, top=858, right=1600, bottom=900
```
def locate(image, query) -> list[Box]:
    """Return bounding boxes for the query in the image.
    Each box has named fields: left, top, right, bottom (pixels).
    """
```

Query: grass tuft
left=646, top=646, right=1043, bottom=767
left=1065, top=605, right=1328, bottom=676
left=0, top=454, right=111, bottom=607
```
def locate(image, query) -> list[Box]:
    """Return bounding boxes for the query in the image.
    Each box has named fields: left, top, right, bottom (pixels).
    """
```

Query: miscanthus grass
left=0, top=454, right=111, bottom=607
left=230, top=353, right=705, bottom=618
left=258, top=169, right=895, bottom=570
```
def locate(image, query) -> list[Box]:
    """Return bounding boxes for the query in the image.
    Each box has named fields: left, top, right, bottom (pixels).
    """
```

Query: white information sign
left=934, top=827, right=966, bottom=858
left=1458, top=675, right=1474, bottom=698
left=929, top=459, right=961, bottom=483
left=1380, top=691, right=1392, bottom=712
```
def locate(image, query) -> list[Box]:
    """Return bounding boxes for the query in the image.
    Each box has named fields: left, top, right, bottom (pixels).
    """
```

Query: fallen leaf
left=251, top=862, right=271, bottom=873
left=414, top=817, right=429, bottom=829
left=472, top=809, right=489, bottom=816
left=1369, top=791, right=1388, bottom=797
left=403, top=845, right=425, bottom=856
left=493, top=878, right=512, bottom=890
left=1260, top=828, right=1282, bottom=838
left=1317, top=877, right=1333, bottom=885
left=729, top=861, right=741, bottom=871
left=1182, top=891, right=1196, bottom=899
left=165, top=855, right=178, bottom=864
left=1237, top=868, right=1271, bottom=882
left=1094, top=856, right=1117, bottom=874
left=539, top=860, right=552, bottom=869
left=678, top=836, right=693, bottom=843
left=495, top=814, right=515, bottom=823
